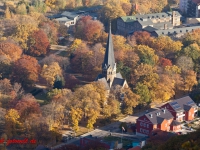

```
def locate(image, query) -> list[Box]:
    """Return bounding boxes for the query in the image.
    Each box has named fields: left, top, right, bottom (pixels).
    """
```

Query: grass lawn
left=103, top=136, right=132, bottom=147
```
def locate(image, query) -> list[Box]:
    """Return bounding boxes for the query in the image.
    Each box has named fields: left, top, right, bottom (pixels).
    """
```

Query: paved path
left=52, top=112, right=150, bottom=149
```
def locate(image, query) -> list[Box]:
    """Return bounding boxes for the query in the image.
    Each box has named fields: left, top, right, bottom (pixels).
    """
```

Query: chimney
left=164, top=24, right=167, bottom=29
left=163, top=109, right=166, bottom=114
left=172, top=11, right=176, bottom=26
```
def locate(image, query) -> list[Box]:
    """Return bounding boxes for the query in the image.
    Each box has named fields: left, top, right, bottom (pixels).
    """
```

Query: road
left=52, top=110, right=153, bottom=150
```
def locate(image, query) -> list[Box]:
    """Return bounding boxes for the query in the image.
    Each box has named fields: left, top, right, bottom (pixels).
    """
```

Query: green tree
left=135, top=82, right=151, bottom=104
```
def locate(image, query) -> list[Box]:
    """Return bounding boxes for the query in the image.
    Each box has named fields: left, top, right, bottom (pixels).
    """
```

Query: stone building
left=95, top=25, right=128, bottom=91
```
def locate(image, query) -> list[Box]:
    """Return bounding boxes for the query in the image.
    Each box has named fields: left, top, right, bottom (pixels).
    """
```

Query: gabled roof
left=144, top=108, right=173, bottom=124
left=102, top=24, right=115, bottom=69
left=116, top=72, right=123, bottom=79
left=169, top=96, right=197, bottom=112
left=111, top=78, right=125, bottom=87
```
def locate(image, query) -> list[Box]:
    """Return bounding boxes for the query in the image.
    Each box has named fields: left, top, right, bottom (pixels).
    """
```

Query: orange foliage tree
left=75, top=16, right=104, bottom=43
left=11, top=55, right=40, bottom=87
left=27, top=30, right=50, bottom=56
left=0, top=42, right=22, bottom=62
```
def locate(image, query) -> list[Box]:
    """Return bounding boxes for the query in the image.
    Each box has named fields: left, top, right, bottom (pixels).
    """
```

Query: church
left=95, top=25, right=128, bottom=91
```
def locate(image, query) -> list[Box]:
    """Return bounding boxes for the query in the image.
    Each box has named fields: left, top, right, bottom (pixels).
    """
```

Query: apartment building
left=136, top=96, right=197, bottom=136
left=117, top=11, right=181, bottom=36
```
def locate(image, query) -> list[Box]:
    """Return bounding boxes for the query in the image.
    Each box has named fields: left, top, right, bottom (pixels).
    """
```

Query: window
left=144, top=123, right=146, bottom=127
left=147, top=124, right=149, bottom=128
left=140, top=122, right=143, bottom=126
left=140, top=128, right=143, bottom=132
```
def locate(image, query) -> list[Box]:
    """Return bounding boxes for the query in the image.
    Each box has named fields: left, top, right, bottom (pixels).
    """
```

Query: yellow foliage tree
left=183, top=70, right=198, bottom=92
left=86, top=109, right=99, bottom=129
left=13, top=24, right=38, bottom=50
left=69, top=38, right=82, bottom=52
left=4, top=7, right=11, bottom=19
left=70, top=107, right=83, bottom=132
left=45, top=0, right=56, bottom=8
left=5, top=109, right=21, bottom=138
left=41, top=62, right=62, bottom=87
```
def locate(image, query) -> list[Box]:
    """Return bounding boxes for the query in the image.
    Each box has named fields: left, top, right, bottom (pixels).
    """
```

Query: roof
left=61, top=11, right=79, bottom=19
left=120, top=11, right=181, bottom=23
left=111, top=78, right=125, bottom=87
left=116, top=72, right=123, bottom=79
left=55, top=17, right=72, bottom=22
left=144, top=108, right=174, bottom=124
left=121, top=16, right=137, bottom=22
left=170, top=120, right=182, bottom=126
left=102, top=24, right=115, bottom=69
left=177, top=96, right=197, bottom=110
left=152, top=26, right=200, bottom=36
left=135, top=11, right=181, bottom=20
left=143, top=26, right=158, bottom=32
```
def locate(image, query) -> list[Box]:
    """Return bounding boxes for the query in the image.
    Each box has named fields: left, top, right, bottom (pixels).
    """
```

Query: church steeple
left=102, top=23, right=116, bottom=86
left=102, top=23, right=115, bottom=70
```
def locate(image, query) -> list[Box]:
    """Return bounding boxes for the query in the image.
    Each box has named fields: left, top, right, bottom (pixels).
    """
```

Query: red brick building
left=161, top=96, right=198, bottom=121
left=136, top=96, right=198, bottom=136
left=136, top=108, right=175, bottom=136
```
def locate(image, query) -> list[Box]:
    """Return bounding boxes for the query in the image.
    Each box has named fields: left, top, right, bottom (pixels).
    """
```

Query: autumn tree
left=14, top=95, right=41, bottom=121
left=122, top=88, right=139, bottom=114
left=64, top=74, right=80, bottom=90
left=176, top=56, right=194, bottom=72
left=70, top=107, right=83, bottom=132
left=27, top=29, right=50, bottom=56
left=11, top=55, right=40, bottom=87
left=100, top=1, right=126, bottom=22
left=13, top=23, right=38, bottom=50
left=159, top=57, right=172, bottom=67
left=134, top=45, right=158, bottom=66
left=39, top=19, right=58, bottom=44
left=4, top=6, right=11, bottom=19
left=5, top=109, right=22, bottom=138
left=41, top=54, right=69, bottom=71
left=182, top=29, right=200, bottom=46
left=0, top=42, right=22, bottom=62
left=133, top=31, right=153, bottom=45
left=75, top=16, right=104, bottom=43
left=15, top=3, right=27, bottom=15
left=41, top=62, right=62, bottom=87
left=182, top=70, right=197, bottom=92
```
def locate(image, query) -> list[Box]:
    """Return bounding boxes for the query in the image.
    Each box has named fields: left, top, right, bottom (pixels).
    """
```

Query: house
left=48, top=11, right=83, bottom=27
left=117, top=11, right=181, bottom=36
left=161, top=96, right=198, bottom=121
left=95, top=24, right=128, bottom=91
left=187, top=0, right=200, bottom=17
left=136, top=108, right=174, bottom=136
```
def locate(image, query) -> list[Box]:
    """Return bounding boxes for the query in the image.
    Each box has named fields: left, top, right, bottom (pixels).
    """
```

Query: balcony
left=177, top=114, right=185, bottom=118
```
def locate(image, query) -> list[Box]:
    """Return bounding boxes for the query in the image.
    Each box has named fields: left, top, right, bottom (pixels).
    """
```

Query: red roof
left=128, top=146, right=141, bottom=150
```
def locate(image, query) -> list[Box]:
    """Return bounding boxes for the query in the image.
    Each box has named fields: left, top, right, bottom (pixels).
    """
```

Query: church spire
left=102, top=23, right=115, bottom=69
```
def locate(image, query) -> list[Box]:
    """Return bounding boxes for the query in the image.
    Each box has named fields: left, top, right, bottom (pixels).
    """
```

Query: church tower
left=102, top=24, right=117, bottom=87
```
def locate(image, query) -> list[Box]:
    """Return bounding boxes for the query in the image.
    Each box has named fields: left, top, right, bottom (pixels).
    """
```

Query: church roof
left=111, top=78, right=125, bottom=87
left=116, top=72, right=123, bottom=79
left=102, top=24, right=115, bottom=69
